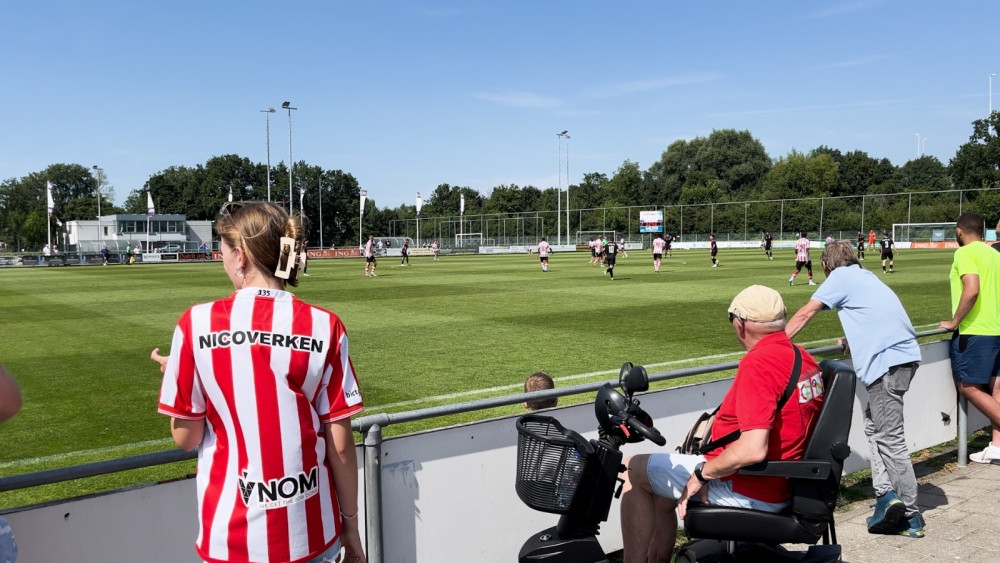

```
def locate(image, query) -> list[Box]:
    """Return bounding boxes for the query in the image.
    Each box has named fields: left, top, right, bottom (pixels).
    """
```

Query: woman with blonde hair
left=152, top=202, right=366, bottom=563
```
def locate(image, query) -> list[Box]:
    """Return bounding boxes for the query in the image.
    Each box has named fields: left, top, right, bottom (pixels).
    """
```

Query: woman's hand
left=150, top=348, right=168, bottom=373
left=340, top=520, right=366, bottom=563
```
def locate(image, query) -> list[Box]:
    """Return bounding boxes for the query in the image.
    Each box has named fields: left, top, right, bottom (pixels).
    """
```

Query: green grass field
left=0, top=248, right=955, bottom=507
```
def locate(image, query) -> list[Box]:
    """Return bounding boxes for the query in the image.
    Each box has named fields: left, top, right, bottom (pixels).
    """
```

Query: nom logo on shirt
left=238, top=467, right=319, bottom=510
left=797, top=373, right=825, bottom=404
left=198, top=330, right=324, bottom=353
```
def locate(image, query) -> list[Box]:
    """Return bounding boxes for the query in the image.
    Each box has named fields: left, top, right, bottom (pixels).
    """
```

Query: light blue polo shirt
left=810, top=264, right=922, bottom=387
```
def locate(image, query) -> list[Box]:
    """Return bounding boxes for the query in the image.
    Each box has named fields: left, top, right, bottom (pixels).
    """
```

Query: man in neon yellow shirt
left=940, top=212, right=1000, bottom=463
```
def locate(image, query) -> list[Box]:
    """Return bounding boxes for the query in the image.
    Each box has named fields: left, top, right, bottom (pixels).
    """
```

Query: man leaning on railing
left=786, top=241, right=924, bottom=538
left=0, top=362, right=22, bottom=562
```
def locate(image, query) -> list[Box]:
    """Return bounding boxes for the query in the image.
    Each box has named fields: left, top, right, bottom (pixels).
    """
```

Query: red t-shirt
left=705, top=332, right=825, bottom=503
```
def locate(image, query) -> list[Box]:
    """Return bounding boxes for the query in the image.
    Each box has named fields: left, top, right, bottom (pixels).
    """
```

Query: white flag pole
left=145, top=183, right=154, bottom=253
left=46, top=181, right=54, bottom=252
left=460, top=193, right=465, bottom=243
left=359, top=190, right=368, bottom=249
left=416, top=192, right=422, bottom=248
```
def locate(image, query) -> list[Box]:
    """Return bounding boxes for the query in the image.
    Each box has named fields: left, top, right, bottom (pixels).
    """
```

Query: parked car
left=159, top=244, right=182, bottom=252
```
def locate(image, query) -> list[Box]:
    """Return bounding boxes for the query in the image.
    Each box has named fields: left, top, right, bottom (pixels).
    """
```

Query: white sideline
left=0, top=325, right=940, bottom=471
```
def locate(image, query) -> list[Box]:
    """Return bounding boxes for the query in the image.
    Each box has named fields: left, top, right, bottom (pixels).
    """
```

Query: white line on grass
left=0, top=438, right=175, bottom=471
left=3, top=325, right=940, bottom=469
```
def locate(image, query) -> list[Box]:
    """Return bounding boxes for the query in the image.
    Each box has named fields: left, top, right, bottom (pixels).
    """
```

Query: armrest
left=737, top=460, right=831, bottom=480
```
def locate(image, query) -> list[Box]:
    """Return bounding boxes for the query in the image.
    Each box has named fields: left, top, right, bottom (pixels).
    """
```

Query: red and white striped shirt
left=795, top=238, right=810, bottom=262
left=159, top=287, right=364, bottom=563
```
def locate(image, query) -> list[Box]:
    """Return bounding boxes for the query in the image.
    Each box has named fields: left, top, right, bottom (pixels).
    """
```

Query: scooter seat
left=684, top=503, right=822, bottom=545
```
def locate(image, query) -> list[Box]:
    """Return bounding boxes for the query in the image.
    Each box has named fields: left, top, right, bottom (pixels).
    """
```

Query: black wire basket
left=515, top=415, right=595, bottom=514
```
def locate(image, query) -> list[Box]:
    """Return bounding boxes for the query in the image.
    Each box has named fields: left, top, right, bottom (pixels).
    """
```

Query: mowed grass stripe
left=0, top=249, right=954, bottom=501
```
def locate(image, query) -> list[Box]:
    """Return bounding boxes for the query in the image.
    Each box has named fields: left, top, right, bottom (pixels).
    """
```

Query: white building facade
left=66, top=214, right=213, bottom=252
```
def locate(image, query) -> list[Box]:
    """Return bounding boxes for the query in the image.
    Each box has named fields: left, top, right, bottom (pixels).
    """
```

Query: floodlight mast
left=282, top=101, right=297, bottom=215
left=556, top=131, right=569, bottom=245
left=260, top=108, right=276, bottom=201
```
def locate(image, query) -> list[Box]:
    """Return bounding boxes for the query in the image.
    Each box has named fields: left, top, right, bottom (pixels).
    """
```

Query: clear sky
left=1, top=1, right=997, bottom=207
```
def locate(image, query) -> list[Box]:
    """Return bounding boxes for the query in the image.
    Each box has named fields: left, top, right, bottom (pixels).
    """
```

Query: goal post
left=892, top=223, right=956, bottom=243
left=455, top=232, right=484, bottom=248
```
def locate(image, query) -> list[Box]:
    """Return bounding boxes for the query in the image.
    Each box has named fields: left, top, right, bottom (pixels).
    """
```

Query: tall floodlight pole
left=282, top=101, right=297, bottom=214
left=915, top=133, right=920, bottom=158
left=416, top=192, right=422, bottom=248
left=260, top=108, right=275, bottom=201
left=991, top=74, right=996, bottom=115
left=318, top=177, right=324, bottom=249
left=92, top=166, right=103, bottom=243
left=359, top=190, right=367, bottom=249
left=557, top=131, right=569, bottom=245
left=565, top=133, right=571, bottom=244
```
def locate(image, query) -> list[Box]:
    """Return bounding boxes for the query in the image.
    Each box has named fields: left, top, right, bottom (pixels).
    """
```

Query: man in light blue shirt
left=786, top=241, right=924, bottom=538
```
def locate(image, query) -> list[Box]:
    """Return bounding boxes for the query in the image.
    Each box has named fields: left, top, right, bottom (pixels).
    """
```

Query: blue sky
left=1, top=1, right=997, bottom=207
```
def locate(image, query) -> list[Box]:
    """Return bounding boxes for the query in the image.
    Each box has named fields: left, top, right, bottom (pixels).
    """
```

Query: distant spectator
left=939, top=212, right=1000, bottom=464
left=101, top=244, right=110, bottom=266
left=787, top=241, right=924, bottom=537
left=42, top=244, right=50, bottom=263
left=524, top=371, right=557, bottom=410
left=199, top=241, right=208, bottom=252
left=125, top=243, right=132, bottom=265
left=0, top=362, right=21, bottom=562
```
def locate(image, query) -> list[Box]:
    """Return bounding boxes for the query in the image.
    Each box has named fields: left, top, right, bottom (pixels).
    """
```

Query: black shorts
left=653, top=253, right=662, bottom=260
left=764, top=243, right=772, bottom=250
left=591, top=249, right=596, bottom=257
left=366, top=256, right=376, bottom=263
left=606, top=258, right=616, bottom=266
left=665, top=243, right=672, bottom=250
left=540, top=256, right=548, bottom=263
left=882, top=251, right=893, bottom=260
left=711, top=250, right=718, bottom=257
left=796, top=260, right=812, bottom=271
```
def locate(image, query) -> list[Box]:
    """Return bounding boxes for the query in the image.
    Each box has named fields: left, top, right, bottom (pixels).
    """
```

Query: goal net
left=892, top=223, right=956, bottom=243
left=455, top=233, right=484, bottom=248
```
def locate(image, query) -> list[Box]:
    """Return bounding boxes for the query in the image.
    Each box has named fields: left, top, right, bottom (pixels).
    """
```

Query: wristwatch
left=693, top=462, right=710, bottom=484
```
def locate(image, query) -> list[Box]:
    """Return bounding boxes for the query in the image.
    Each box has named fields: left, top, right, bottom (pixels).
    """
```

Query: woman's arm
left=171, top=418, right=205, bottom=451
left=326, top=419, right=366, bottom=562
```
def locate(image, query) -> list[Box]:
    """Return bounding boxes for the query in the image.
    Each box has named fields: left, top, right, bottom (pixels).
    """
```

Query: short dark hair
left=957, top=212, right=985, bottom=237
left=524, top=371, right=557, bottom=410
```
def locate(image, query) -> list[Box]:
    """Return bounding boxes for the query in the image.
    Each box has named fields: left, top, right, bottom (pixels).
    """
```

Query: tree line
left=2, top=112, right=998, bottom=249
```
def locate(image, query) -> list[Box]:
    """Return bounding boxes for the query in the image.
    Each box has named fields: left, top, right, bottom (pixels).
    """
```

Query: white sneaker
left=809, top=281, right=817, bottom=286
left=969, top=443, right=1000, bottom=464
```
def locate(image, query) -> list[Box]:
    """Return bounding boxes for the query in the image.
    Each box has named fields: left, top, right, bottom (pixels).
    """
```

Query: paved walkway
left=837, top=463, right=1000, bottom=562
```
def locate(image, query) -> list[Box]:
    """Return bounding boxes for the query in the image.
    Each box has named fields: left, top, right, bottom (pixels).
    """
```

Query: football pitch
left=0, top=248, right=954, bottom=507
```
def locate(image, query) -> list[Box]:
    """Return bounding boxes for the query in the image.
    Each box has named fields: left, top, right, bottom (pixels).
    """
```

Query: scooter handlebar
left=629, top=416, right=666, bottom=446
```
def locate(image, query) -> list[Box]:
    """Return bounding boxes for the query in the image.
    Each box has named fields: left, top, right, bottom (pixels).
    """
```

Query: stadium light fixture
left=92, top=165, right=103, bottom=241
left=557, top=131, right=570, bottom=245
left=260, top=108, right=276, bottom=201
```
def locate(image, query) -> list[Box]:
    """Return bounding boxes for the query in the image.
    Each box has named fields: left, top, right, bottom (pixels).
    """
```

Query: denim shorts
left=951, top=333, right=1000, bottom=385
left=206, top=540, right=340, bottom=563
left=646, top=453, right=789, bottom=513
left=0, top=516, right=17, bottom=563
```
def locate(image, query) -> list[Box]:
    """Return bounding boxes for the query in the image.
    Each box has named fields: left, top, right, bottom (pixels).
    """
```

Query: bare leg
left=991, top=376, right=1000, bottom=445
left=958, top=382, right=1000, bottom=437
left=621, top=455, right=677, bottom=563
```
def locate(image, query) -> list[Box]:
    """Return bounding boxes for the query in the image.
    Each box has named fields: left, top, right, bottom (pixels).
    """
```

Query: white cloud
left=803, top=0, right=889, bottom=19
left=815, top=54, right=893, bottom=69
left=473, top=91, right=562, bottom=109
left=585, top=73, right=723, bottom=98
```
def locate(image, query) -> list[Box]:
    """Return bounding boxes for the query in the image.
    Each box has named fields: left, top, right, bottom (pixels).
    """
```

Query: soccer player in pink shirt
left=651, top=235, right=666, bottom=272
left=790, top=231, right=817, bottom=286
left=364, top=235, right=377, bottom=277
left=537, top=238, right=552, bottom=272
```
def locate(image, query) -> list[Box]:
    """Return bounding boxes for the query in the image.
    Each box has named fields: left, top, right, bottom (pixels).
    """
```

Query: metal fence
left=0, top=329, right=965, bottom=563
left=385, top=188, right=1000, bottom=247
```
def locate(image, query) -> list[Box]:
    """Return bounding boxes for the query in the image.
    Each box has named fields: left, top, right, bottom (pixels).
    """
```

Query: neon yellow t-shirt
left=950, top=241, right=1000, bottom=335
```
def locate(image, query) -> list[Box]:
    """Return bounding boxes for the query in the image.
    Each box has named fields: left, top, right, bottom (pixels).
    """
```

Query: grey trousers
left=864, top=363, right=920, bottom=517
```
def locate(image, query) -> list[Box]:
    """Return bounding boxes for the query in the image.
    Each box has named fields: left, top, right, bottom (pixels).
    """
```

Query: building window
left=104, top=226, right=109, bottom=236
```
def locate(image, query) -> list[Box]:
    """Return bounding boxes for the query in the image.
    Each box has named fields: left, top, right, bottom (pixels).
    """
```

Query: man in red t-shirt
left=620, top=285, right=825, bottom=563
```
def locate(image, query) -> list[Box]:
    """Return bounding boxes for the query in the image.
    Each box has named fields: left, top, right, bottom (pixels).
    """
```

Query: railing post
left=364, top=423, right=384, bottom=563
left=957, top=394, right=969, bottom=467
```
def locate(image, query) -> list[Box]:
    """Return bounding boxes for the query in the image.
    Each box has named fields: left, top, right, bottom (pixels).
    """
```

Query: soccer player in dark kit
left=710, top=234, right=719, bottom=267
left=664, top=233, right=674, bottom=258
left=401, top=239, right=410, bottom=265
left=880, top=232, right=896, bottom=273
left=762, top=231, right=774, bottom=260
left=605, top=238, right=619, bottom=280
left=857, top=231, right=866, bottom=260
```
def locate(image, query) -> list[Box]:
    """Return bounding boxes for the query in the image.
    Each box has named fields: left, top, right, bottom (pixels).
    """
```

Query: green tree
left=951, top=111, right=1000, bottom=190
left=895, top=156, right=950, bottom=192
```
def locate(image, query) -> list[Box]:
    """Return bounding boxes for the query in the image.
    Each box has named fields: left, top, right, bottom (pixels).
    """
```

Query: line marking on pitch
left=0, top=325, right=940, bottom=468
left=0, top=438, right=175, bottom=471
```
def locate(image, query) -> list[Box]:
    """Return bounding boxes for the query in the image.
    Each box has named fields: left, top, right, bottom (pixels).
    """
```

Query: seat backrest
left=791, top=360, right=856, bottom=521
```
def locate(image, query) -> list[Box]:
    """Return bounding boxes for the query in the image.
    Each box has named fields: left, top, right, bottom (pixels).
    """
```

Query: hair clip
left=275, top=237, right=296, bottom=279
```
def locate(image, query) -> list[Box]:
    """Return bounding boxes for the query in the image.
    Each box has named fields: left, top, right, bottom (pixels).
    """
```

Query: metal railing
left=0, top=329, right=962, bottom=563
